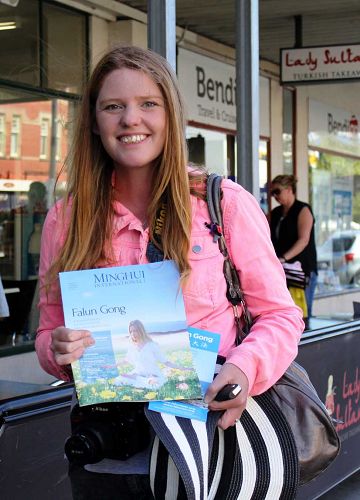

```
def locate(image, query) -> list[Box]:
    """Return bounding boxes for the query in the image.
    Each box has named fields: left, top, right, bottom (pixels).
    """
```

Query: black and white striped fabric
left=145, top=390, right=299, bottom=500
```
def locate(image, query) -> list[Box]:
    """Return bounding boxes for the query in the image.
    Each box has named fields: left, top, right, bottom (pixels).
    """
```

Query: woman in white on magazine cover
left=114, top=319, right=181, bottom=389
left=35, top=45, right=303, bottom=499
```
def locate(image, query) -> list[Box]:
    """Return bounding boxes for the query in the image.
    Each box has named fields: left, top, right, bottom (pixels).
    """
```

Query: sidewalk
left=319, top=469, right=360, bottom=499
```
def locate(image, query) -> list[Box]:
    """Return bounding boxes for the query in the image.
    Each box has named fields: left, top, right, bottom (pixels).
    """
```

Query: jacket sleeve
left=35, top=202, right=71, bottom=381
left=221, top=180, right=304, bottom=395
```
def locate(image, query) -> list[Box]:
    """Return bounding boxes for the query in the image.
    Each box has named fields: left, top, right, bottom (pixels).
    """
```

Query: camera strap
left=146, top=201, right=166, bottom=263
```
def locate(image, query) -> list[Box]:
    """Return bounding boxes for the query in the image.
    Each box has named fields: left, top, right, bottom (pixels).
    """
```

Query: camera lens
left=65, top=422, right=112, bottom=465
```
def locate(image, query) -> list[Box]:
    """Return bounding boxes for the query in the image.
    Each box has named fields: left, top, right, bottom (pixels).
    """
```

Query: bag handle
left=206, top=174, right=252, bottom=345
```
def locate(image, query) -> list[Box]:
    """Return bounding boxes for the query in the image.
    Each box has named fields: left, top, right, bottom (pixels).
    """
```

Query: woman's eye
left=142, top=101, right=157, bottom=108
left=104, top=104, right=122, bottom=111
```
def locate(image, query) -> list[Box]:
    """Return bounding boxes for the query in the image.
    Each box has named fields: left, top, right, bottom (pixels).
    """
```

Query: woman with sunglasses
left=270, top=175, right=318, bottom=326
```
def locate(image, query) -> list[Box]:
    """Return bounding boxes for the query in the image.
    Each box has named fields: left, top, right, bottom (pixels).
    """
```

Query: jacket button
left=192, top=245, right=202, bottom=253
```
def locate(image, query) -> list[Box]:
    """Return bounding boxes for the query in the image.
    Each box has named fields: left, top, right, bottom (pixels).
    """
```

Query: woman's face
left=94, top=68, right=167, bottom=173
left=270, top=183, right=292, bottom=205
left=129, top=325, right=141, bottom=344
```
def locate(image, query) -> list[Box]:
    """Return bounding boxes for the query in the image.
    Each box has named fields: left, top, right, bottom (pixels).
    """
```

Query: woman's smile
left=118, top=134, right=148, bottom=144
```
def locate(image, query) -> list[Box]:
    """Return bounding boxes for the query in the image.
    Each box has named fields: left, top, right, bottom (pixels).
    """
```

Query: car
left=317, top=230, right=360, bottom=287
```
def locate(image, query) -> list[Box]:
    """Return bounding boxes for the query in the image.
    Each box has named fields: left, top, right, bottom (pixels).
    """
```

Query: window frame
left=0, top=113, right=5, bottom=157
left=10, top=114, right=21, bottom=158
left=39, top=116, right=50, bottom=160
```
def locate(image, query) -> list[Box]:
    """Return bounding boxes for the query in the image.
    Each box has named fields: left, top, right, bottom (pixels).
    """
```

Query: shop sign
left=177, top=47, right=269, bottom=135
left=0, top=179, right=32, bottom=191
left=308, top=99, right=360, bottom=157
left=281, top=44, right=360, bottom=84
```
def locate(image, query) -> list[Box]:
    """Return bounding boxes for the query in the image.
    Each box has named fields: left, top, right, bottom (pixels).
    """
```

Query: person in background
left=35, top=46, right=303, bottom=499
left=270, top=174, right=318, bottom=326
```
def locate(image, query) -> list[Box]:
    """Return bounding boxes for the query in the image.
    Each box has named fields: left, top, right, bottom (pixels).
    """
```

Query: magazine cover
left=59, top=261, right=202, bottom=406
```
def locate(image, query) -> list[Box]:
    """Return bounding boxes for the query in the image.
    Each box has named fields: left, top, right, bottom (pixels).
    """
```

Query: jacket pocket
left=183, top=233, right=225, bottom=307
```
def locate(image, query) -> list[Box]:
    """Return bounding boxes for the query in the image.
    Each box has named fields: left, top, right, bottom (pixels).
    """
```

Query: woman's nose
left=120, top=105, right=141, bottom=127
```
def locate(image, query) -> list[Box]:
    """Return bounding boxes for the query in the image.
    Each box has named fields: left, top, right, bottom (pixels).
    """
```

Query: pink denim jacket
left=36, top=179, right=304, bottom=395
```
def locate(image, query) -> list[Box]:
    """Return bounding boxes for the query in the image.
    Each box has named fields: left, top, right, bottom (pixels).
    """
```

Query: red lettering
left=342, top=368, right=360, bottom=403
left=324, top=48, right=360, bottom=65
left=285, top=51, right=317, bottom=71
left=335, top=400, right=360, bottom=431
left=324, top=49, right=340, bottom=64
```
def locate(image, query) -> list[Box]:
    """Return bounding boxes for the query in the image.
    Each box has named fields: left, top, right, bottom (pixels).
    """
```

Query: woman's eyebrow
left=99, top=95, right=163, bottom=104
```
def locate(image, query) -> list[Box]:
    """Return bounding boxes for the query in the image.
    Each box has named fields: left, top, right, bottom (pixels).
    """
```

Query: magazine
left=148, top=327, right=220, bottom=421
left=59, top=261, right=202, bottom=406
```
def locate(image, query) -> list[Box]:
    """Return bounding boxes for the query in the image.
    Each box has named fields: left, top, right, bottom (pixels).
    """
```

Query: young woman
left=36, top=46, right=304, bottom=499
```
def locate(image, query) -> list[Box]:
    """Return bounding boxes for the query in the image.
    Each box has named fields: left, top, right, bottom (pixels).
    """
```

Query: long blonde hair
left=128, top=320, right=152, bottom=344
left=49, top=45, right=202, bottom=284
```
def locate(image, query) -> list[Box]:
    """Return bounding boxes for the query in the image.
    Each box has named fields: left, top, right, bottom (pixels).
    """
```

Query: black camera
left=64, top=402, right=151, bottom=466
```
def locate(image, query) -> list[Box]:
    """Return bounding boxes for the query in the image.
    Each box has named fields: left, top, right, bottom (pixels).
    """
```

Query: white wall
left=109, top=20, right=147, bottom=48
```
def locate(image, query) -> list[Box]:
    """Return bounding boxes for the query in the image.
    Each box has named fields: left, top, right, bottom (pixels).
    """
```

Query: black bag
left=206, top=173, right=341, bottom=485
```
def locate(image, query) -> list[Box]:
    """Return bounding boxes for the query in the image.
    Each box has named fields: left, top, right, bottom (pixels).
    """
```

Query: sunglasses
left=270, top=188, right=282, bottom=196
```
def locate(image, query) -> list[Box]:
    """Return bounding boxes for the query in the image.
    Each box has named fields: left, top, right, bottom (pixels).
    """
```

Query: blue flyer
left=59, top=261, right=202, bottom=406
left=148, top=327, right=220, bottom=421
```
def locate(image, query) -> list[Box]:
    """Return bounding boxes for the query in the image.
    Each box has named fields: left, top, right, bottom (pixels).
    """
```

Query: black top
left=270, top=199, right=317, bottom=276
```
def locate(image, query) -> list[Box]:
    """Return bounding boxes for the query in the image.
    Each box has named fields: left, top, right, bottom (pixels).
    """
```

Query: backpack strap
left=205, top=173, right=252, bottom=345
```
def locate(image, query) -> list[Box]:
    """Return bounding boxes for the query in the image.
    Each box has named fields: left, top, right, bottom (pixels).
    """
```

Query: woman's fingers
left=205, top=362, right=249, bottom=430
left=217, top=407, right=243, bottom=430
left=51, top=327, right=94, bottom=365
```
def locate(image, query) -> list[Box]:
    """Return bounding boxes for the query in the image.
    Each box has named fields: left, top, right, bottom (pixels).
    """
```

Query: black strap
left=206, top=174, right=252, bottom=345
left=146, top=202, right=166, bottom=263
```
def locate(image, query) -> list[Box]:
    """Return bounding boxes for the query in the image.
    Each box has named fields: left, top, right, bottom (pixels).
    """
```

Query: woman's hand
left=51, top=326, right=95, bottom=367
left=204, top=362, right=249, bottom=430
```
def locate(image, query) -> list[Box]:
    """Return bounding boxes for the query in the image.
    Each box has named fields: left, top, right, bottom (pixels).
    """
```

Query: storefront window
left=0, top=1, right=39, bottom=86
left=0, top=0, right=87, bottom=94
left=186, top=126, right=228, bottom=176
left=42, top=2, right=87, bottom=93
left=308, top=98, right=360, bottom=295
left=310, top=149, right=360, bottom=293
left=0, top=1, right=86, bottom=351
left=0, top=86, right=76, bottom=347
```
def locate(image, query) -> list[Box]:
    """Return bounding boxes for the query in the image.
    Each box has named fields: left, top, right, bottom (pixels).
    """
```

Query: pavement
left=319, top=469, right=360, bottom=499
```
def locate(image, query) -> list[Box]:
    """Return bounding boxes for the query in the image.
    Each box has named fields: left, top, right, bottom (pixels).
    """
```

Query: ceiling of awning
left=117, top=0, right=360, bottom=64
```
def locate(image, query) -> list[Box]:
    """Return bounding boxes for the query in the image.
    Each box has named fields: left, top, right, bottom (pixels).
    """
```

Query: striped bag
left=145, top=386, right=299, bottom=500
